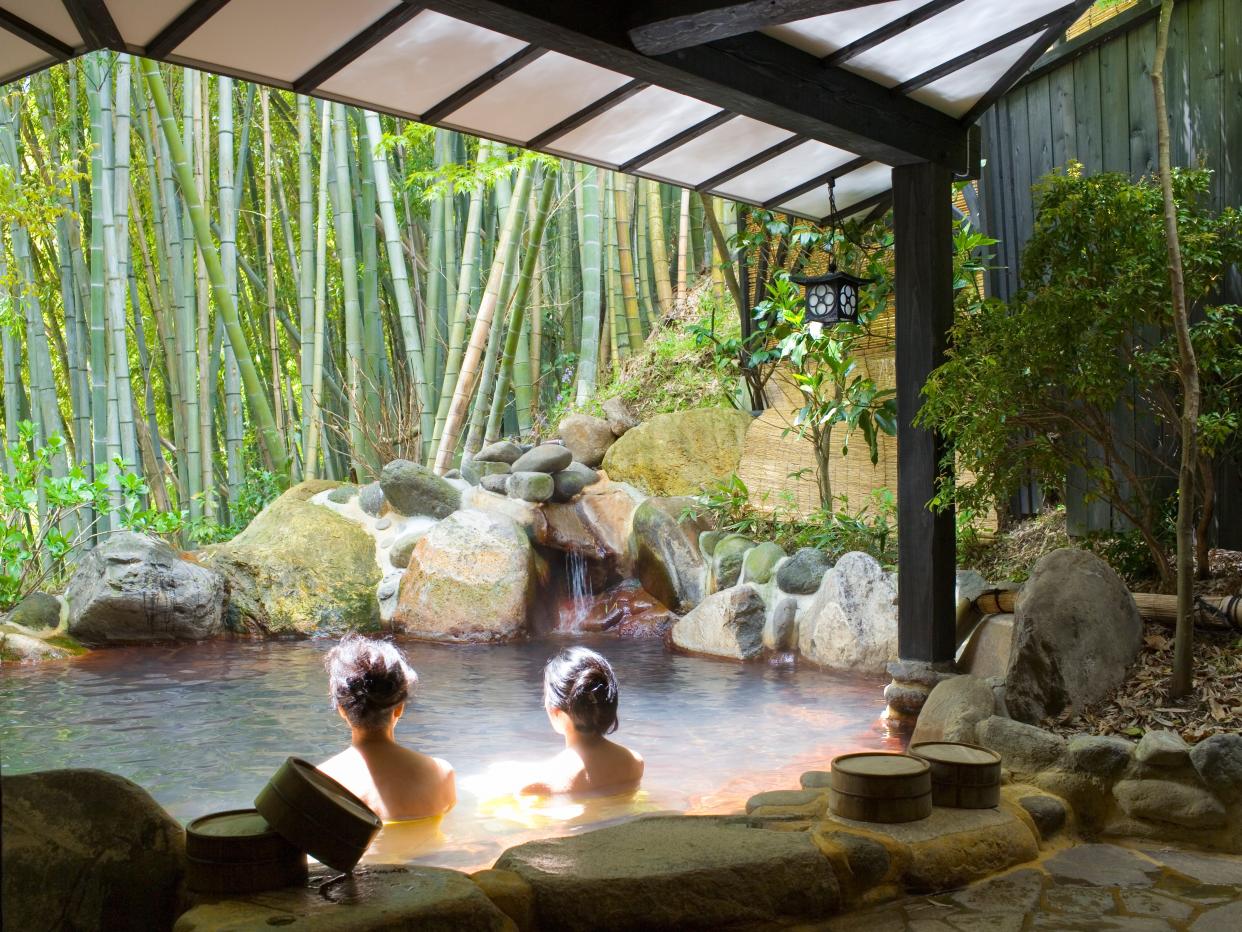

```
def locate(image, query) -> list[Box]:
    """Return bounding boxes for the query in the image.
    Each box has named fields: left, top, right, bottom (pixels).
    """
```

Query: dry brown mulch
left=1045, top=622, right=1242, bottom=743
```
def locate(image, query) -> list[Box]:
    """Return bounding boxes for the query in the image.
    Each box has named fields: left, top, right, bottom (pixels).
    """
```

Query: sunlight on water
left=0, top=636, right=900, bottom=870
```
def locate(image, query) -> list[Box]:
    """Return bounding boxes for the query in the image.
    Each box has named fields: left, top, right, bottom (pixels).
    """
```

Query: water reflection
left=0, top=636, right=899, bottom=870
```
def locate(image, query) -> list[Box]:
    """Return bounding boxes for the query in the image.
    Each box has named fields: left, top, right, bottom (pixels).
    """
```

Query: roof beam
left=821, top=0, right=967, bottom=67
left=292, top=3, right=427, bottom=94
left=525, top=78, right=648, bottom=150
left=0, top=9, right=75, bottom=59
left=627, top=0, right=893, bottom=56
left=820, top=188, right=890, bottom=224
left=146, top=0, right=233, bottom=60
left=893, top=2, right=1083, bottom=95
left=698, top=134, right=805, bottom=192
left=61, top=0, right=123, bottom=51
left=424, top=0, right=971, bottom=167
left=762, top=155, right=869, bottom=209
left=960, top=0, right=1093, bottom=124
left=420, top=45, right=547, bottom=123
left=617, top=109, right=735, bottom=173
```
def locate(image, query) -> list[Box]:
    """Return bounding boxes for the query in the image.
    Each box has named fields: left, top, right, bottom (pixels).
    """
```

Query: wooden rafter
left=763, top=155, right=869, bottom=209
left=699, top=133, right=804, bottom=192
left=617, top=109, right=734, bottom=173
left=292, top=3, right=428, bottom=94
left=0, top=9, right=74, bottom=59
left=419, top=45, right=547, bottom=123
left=60, top=0, right=122, bottom=51
left=627, top=0, right=893, bottom=56
left=525, top=78, right=648, bottom=149
left=146, top=0, right=233, bottom=59
left=821, top=0, right=967, bottom=67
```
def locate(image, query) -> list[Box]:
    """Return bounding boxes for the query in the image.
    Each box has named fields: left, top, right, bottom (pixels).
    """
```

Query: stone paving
left=812, top=843, right=1242, bottom=932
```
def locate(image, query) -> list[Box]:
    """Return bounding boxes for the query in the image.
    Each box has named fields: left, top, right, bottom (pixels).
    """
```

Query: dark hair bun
left=325, top=634, right=416, bottom=730
left=544, top=647, right=619, bottom=736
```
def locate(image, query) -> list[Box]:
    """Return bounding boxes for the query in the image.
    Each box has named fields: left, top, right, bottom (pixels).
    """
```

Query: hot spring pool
left=0, top=636, right=899, bottom=869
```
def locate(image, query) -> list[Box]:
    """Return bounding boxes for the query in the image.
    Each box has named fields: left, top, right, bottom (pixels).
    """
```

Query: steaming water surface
left=1, top=636, right=898, bottom=869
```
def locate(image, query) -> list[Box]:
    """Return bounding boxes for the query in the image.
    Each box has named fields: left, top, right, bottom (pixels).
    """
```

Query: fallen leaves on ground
left=1045, top=622, right=1241, bottom=742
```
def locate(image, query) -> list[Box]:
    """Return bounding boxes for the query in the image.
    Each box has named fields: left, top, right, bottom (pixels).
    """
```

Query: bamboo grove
left=0, top=54, right=739, bottom=539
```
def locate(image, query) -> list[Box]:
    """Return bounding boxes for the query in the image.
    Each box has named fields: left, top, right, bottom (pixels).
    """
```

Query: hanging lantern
left=792, top=178, right=869, bottom=327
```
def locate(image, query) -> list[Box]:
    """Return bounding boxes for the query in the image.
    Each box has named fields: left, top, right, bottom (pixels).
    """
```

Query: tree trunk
left=1151, top=0, right=1198, bottom=699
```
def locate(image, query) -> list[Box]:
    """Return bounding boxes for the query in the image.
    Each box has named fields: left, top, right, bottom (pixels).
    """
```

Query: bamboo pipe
left=969, top=588, right=1240, bottom=629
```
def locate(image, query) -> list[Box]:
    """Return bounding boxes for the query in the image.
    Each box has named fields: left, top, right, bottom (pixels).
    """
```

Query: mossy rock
left=6, top=592, right=63, bottom=631
left=204, top=487, right=381, bottom=636
left=601, top=408, right=754, bottom=496
left=326, top=483, right=358, bottom=504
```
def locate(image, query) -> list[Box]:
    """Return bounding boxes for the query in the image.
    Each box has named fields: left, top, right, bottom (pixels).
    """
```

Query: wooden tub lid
left=910, top=742, right=1001, bottom=766
left=186, top=808, right=301, bottom=863
left=291, top=759, right=382, bottom=828
left=832, top=752, right=930, bottom=778
left=189, top=809, right=272, bottom=838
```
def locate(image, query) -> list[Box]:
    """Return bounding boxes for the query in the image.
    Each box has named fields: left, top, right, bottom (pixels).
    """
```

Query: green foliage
left=1, top=424, right=179, bottom=609
left=747, top=271, right=896, bottom=508
left=687, top=472, right=898, bottom=566
left=918, top=164, right=1242, bottom=581
left=183, top=459, right=281, bottom=545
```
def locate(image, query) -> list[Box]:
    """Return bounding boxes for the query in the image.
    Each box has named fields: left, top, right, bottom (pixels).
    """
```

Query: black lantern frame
left=791, top=178, right=870, bottom=326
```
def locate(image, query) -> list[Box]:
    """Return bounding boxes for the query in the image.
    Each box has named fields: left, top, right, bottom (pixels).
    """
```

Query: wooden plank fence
left=976, top=0, right=1241, bottom=548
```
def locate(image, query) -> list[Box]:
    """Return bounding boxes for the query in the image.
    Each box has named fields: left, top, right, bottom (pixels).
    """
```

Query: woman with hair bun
left=520, top=646, right=644, bottom=797
left=317, top=633, right=455, bottom=821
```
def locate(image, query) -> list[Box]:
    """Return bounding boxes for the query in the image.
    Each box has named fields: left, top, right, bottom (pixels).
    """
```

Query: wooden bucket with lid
left=828, top=752, right=933, bottom=823
left=185, top=809, right=308, bottom=894
left=910, top=741, right=1002, bottom=809
left=254, top=757, right=382, bottom=873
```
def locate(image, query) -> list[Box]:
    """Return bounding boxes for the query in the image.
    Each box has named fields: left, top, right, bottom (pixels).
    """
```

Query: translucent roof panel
left=321, top=10, right=528, bottom=119
left=761, top=0, right=928, bottom=58
left=714, top=139, right=856, bottom=204
left=550, top=86, right=721, bottom=168
left=777, top=161, right=892, bottom=219
left=908, top=37, right=1043, bottom=118
left=643, top=116, right=795, bottom=188
left=844, top=0, right=1064, bottom=89
left=0, top=31, right=49, bottom=80
left=443, top=52, right=631, bottom=145
left=106, top=0, right=196, bottom=48
left=4, top=1, right=83, bottom=47
left=174, top=0, right=402, bottom=85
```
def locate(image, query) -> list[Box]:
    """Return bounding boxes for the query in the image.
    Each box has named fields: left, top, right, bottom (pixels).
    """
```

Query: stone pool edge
left=171, top=780, right=1060, bottom=931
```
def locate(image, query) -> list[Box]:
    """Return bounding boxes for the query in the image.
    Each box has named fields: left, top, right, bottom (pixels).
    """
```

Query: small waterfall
left=564, top=551, right=592, bottom=630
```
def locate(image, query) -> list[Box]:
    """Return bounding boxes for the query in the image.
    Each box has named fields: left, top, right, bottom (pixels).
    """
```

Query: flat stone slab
left=821, top=804, right=1039, bottom=894
left=1191, top=900, right=1242, bottom=931
left=1044, top=844, right=1162, bottom=888
left=494, top=815, right=840, bottom=931
left=948, top=867, right=1045, bottom=913
left=173, top=865, right=509, bottom=931
left=1140, top=847, right=1242, bottom=886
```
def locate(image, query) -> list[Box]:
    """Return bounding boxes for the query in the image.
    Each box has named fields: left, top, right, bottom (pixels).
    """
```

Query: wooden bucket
left=185, top=809, right=308, bottom=894
left=829, top=752, right=932, bottom=823
left=254, top=757, right=382, bottom=873
left=910, top=741, right=1002, bottom=809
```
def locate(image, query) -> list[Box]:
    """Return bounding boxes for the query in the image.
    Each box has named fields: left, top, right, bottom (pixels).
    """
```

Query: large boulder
left=494, top=815, right=840, bottom=931
left=796, top=551, right=897, bottom=673
left=558, top=413, right=616, bottom=467
left=576, top=480, right=644, bottom=575
left=600, top=408, right=753, bottom=496
left=1005, top=548, right=1142, bottom=724
left=630, top=496, right=710, bottom=612
left=394, top=510, right=534, bottom=642
left=66, top=532, right=224, bottom=644
left=671, top=584, right=767, bottom=661
left=204, top=484, right=381, bottom=636
left=380, top=459, right=461, bottom=519
left=1190, top=734, right=1242, bottom=803
left=2, top=769, right=185, bottom=931
left=910, top=675, right=996, bottom=745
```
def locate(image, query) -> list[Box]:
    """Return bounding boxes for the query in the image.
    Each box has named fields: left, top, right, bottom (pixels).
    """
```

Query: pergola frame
left=2, top=0, right=1093, bottom=699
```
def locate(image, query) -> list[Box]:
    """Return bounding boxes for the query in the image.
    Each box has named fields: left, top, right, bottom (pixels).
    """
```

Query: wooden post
left=888, top=161, right=956, bottom=721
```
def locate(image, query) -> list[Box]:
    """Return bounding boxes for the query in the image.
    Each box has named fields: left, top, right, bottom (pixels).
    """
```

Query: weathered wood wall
left=977, top=0, right=1241, bottom=547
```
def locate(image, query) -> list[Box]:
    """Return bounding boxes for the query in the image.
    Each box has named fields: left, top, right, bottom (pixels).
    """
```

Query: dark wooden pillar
left=888, top=161, right=956, bottom=717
